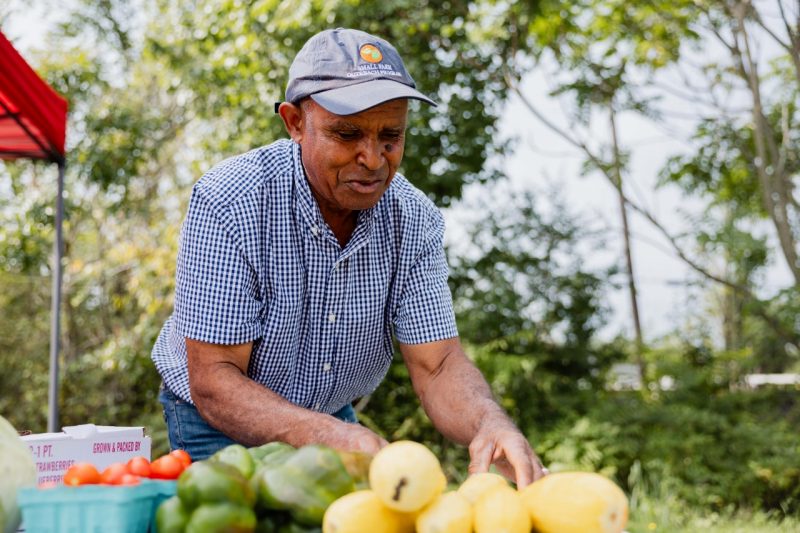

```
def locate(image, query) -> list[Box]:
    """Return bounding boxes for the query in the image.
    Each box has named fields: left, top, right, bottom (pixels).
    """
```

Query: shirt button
left=311, top=225, right=319, bottom=236
left=328, top=313, right=336, bottom=323
left=323, top=363, right=331, bottom=372
left=314, top=403, right=321, bottom=411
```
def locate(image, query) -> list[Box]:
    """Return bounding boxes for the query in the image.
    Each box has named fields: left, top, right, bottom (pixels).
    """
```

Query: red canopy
left=0, top=30, right=67, bottom=163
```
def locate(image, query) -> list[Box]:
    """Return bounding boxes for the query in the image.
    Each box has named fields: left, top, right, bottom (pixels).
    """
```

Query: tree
left=0, top=0, right=187, bottom=434
left=699, top=0, right=800, bottom=284
left=481, top=0, right=798, bottom=360
left=487, top=0, right=699, bottom=378
left=146, top=0, right=522, bottom=206
left=658, top=0, right=800, bottom=361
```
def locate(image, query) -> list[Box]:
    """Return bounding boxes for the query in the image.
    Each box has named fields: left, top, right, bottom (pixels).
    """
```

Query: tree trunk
left=609, top=107, right=646, bottom=381
left=732, top=1, right=800, bottom=284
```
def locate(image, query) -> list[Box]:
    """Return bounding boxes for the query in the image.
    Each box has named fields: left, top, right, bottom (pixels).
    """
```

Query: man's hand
left=467, top=416, right=546, bottom=488
left=400, top=338, right=547, bottom=489
left=311, top=417, right=388, bottom=455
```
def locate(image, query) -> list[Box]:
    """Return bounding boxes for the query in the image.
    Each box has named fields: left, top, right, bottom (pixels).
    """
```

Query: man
left=151, top=28, right=546, bottom=486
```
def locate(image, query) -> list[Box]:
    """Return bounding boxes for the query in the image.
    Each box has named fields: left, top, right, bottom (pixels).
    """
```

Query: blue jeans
left=158, top=384, right=358, bottom=461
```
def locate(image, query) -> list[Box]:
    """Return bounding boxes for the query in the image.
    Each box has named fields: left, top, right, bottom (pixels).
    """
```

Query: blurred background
left=1, top=1, right=798, bottom=530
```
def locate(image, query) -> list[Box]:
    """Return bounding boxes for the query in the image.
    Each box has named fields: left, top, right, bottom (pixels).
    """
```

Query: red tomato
left=100, top=462, right=129, bottom=485
left=169, top=449, right=192, bottom=469
left=118, top=473, right=141, bottom=486
left=63, top=463, right=101, bottom=486
left=150, top=455, right=185, bottom=480
left=126, top=456, right=152, bottom=478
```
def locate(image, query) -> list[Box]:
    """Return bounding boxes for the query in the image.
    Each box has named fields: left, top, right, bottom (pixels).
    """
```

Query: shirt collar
left=291, top=142, right=322, bottom=230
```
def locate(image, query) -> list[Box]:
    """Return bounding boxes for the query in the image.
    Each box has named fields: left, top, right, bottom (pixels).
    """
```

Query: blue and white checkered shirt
left=151, top=139, right=458, bottom=414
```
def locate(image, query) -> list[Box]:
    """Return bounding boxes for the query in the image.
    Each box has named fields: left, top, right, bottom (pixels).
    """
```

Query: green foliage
left=516, top=0, right=700, bottom=124
left=527, top=0, right=697, bottom=67
left=659, top=109, right=800, bottom=362
left=449, top=188, right=613, bottom=347
left=146, top=0, right=522, bottom=206
left=581, top=392, right=798, bottom=514
left=659, top=108, right=800, bottom=218
left=629, top=483, right=800, bottom=532
left=520, top=0, right=800, bottom=358
left=538, top=345, right=800, bottom=516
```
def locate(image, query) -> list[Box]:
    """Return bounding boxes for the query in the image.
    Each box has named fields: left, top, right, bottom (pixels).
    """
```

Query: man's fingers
left=491, top=456, right=516, bottom=481
left=467, top=421, right=545, bottom=488
left=492, top=447, right=503, bottom=461
left=359, top=428, right=390, bottom=454
left=468, top=440, right=495, bottom=475
left=500, top=445, right=534, bottom=488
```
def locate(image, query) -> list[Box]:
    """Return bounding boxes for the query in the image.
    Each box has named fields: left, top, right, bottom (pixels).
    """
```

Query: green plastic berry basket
left=147, top=479, right=178, bottom=532
left=17, top=481, right=162, bottom=533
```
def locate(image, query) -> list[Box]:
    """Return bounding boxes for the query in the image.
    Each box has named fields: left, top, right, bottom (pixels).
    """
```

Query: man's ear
left=278, top=102, right=304, bottom=142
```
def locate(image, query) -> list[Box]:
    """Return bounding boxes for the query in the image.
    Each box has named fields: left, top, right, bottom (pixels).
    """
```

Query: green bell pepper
left=253, top=445, right=356, bottom=526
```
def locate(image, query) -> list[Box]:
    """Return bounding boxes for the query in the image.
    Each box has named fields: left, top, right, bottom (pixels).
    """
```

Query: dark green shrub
left=538, top=389, right=800, bottom=515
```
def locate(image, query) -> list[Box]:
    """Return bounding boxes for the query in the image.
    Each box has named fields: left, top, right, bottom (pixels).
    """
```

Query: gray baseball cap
left=282, top=28, right=437, bottom=115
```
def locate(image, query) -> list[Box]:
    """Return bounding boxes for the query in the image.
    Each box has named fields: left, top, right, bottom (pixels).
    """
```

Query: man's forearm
left=412, top=347, right=512, bottom=445
left=190, top=361, right=332, bottom=447
left=185, top=338, right=387, bottom=454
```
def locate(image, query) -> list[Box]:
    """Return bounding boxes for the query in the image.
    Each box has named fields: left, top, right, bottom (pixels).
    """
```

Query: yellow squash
left=473, top=485, right=530, bottom=533
left=416, top=491, right=472, bottom=533
left=521, top=471, right=628, bottom=533
left=369, top=441, right=446, bottom=513
left=322, top=490, right=414, bottom=533
left=456, top=472, right=508, bottom=505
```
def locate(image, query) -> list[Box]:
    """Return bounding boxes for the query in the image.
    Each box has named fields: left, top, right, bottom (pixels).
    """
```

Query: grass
left=627, top=491, right=799, bottom=532
left=628, top=510, right=799, bottom=532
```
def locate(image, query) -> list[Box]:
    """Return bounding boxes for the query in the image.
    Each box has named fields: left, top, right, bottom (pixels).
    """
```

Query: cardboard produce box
left=21, top=424, right=152, bottom=485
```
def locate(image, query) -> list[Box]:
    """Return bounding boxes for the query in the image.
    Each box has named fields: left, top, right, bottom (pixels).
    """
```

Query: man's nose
left=356, top=137, right=385, bottom=171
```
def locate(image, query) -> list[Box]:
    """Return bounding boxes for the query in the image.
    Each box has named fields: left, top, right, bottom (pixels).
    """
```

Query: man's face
left=292, top=99, right=408, bottom=215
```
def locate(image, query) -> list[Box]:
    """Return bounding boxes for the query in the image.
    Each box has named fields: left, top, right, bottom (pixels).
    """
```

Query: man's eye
left=381, top=133, right=402, bottom=141
left=338, top=131, right=360, bottom=140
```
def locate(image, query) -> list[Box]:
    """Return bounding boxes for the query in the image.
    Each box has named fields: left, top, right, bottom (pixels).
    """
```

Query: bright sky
left=4, top=2, right=794, bottom=345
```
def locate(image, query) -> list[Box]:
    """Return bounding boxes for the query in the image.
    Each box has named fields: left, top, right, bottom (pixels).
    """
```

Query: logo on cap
left=359, top=44, right=383, bottom=64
